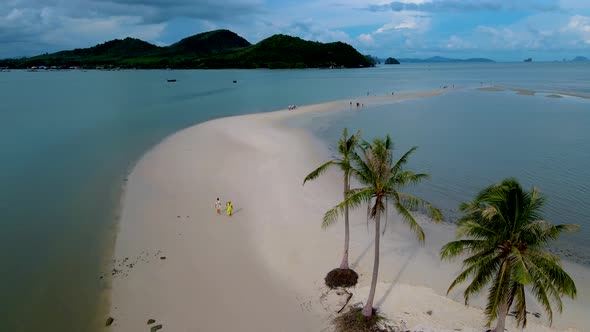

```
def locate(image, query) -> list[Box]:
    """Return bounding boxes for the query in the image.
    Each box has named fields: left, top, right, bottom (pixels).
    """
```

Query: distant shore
left=108, top=88, right=589, bottom=331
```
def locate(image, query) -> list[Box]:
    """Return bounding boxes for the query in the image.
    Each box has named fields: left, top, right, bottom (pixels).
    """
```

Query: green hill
left=58, top=38, right=160, bottom=58
left=168, top=29, right=251, bottom=56
left=2, top=30, right=372, bottom=69
left=19, top=37, right=162, bottom=68
left=197, top=34, right=373, bottom=69
left=384, top=57, right=400, bottom=64
left=24, top=38, right=162, bottom=67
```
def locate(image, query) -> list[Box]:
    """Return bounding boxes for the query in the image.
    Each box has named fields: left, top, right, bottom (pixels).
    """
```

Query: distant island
left=0, top=30, right=373, bottom=69
left=384, top=57, right=400, bottom=64
left=571, top=56, right=589, bottom=62
left=398, top=56, right=495, bottom=63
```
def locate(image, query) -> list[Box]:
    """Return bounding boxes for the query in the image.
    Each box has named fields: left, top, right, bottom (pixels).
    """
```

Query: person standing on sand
left=226, top=201, right=233, bottom=216
left=215, top=198, right=222, bottom=214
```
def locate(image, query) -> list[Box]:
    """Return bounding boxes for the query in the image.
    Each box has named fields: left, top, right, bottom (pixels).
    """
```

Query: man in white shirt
left=215, top=198, right=222, bottom=215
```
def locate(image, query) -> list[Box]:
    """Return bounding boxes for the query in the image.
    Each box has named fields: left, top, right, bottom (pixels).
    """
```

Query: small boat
left=233, top=80, right=237, bottom=83
left=167, top=79, right=177, bottom=82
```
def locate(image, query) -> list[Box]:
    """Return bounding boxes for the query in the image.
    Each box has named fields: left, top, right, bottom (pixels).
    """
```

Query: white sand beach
left=109, top=89, right=590, bottom=332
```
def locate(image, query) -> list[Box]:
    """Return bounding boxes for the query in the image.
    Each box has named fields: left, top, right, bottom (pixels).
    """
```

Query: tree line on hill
left=0, top=30, right=374, bottom=70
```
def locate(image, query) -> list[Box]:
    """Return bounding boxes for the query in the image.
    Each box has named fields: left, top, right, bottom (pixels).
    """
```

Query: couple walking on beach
left=215, top=198, right=233, bottom=216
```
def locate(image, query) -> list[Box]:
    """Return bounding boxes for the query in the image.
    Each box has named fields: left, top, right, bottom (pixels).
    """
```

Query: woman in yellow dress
left=226, top=201, right=233, bottom=216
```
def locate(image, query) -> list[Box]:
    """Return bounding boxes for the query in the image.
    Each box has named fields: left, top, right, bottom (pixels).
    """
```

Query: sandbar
left=109, top=88, right=588, bottom=331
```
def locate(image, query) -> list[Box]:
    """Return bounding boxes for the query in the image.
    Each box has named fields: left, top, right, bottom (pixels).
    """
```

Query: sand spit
left=109, top=89, right=588, bottom=332
left=477, top=85, right=590, bottom=99
left=477, top=86, right=507, bottom=92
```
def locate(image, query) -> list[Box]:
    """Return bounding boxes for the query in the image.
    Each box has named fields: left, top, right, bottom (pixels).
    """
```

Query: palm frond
left=445, top=251, right=497, bottom=295
left=456, top=220, right=499, bottom=239
left=440, top=240, right=490, bottom=260
left=388, top=170, right=430, bottom=188
left=322, top=187, right=374, bottom=229
left=527, top=257, right=559, bottom=325
left=461, top=254, right=502, bottom=304
left=396, top=192, right=444, bottom=222
left=392, top=193, right=425, bottom=243
left=303, top=160, right=335, bottom=185
left=391, top=146, right=417, bottom=174
left=350, top=144, right=373, bottom=184
left=539, top=260, right=577, bottom=298
left=508, top=281, right=527, bottom=327
left=484, top=259, right=510, bottom=325
left=443, top=177, right=579, bottom=329
left=524, top=221, right=580, bottom=246
left=508, top=246, right=532, bottom=285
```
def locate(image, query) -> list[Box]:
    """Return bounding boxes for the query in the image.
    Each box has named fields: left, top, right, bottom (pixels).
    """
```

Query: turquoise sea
left=0, top=63, right=588, bottom=331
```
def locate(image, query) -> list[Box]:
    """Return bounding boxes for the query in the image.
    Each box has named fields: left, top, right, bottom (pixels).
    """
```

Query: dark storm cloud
left=86, top=0, right=264, bottom=23
left=0, top=0, right=264, bottom=57
left=367, top=0, right=560, bottom=13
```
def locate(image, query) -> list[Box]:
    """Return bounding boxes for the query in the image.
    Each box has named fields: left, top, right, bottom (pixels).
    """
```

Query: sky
left=1, top=0, right=589, bottom=61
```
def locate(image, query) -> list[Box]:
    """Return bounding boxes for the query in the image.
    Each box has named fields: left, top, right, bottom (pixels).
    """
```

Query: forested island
left=384, top=57, right=400, bottom=64
left=0, top=30, right=374, bottom=69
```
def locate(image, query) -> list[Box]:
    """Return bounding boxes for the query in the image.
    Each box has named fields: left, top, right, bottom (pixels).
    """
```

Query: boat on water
left=167, top=79, right=177, bottom=82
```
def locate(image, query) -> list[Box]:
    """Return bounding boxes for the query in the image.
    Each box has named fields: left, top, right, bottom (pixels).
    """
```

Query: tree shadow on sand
left=375, top=243, right=418, bottom=307
left=350, top=239, right=374, bottom=270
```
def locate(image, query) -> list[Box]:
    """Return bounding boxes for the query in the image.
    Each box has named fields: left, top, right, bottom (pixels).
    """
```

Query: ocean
left=0, top=63, right=588, bottom=331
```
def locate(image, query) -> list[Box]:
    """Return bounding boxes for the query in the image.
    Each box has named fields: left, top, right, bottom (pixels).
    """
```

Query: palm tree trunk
left=339, top=175, right=350, bottom=270
left=494, top=300, right=508, bottom=332
left=362, top=202, right=381, bottom=317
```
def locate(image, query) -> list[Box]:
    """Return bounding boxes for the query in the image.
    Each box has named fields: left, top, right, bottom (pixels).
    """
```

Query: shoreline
left=108, top=88, right=588, bottom=331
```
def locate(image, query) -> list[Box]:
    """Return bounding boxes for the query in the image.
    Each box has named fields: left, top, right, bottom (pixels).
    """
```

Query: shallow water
left=0, top=63, right=588, bottom=331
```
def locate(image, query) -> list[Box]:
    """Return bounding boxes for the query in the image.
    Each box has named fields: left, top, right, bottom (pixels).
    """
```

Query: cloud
left=0, top=0, right=588, bottom=60
left=87, top=0, right=265, bottom=23
left=376, top=20, right=416, bottom=32
left=563, top=15, right=590, bottom=44
left=357, top=33, right=376, bottom=47
left=252, top=19, right=352, bottom=44
left=0, top=0, right=265, bottom=57
left=353, top=11, right=432, bottom=56
left=0, top=5, right=168, bottom=57
left=443, top=35, right=473, bottom=49
left=356, top=12, right=430, bottom=50
left=40, top=16, right=166, bottom=47
left=471, top=13, right=590, bottom=51
left=367, top=0, right=560, bottom=13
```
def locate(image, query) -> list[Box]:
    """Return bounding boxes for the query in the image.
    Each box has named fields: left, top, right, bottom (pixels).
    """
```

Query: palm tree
left=440, top=178, right=578, bottom=331
left=325, top=135, right=443, bottom=317
left=304, top=128, right=362, bottom=272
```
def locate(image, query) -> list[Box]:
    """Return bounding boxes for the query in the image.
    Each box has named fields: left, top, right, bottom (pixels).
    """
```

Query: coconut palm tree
left=325, top=135, right=443, bottom=317
left=440, top=178, right=579, bottom=331
left=304, top=128, right=362, bottom=274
